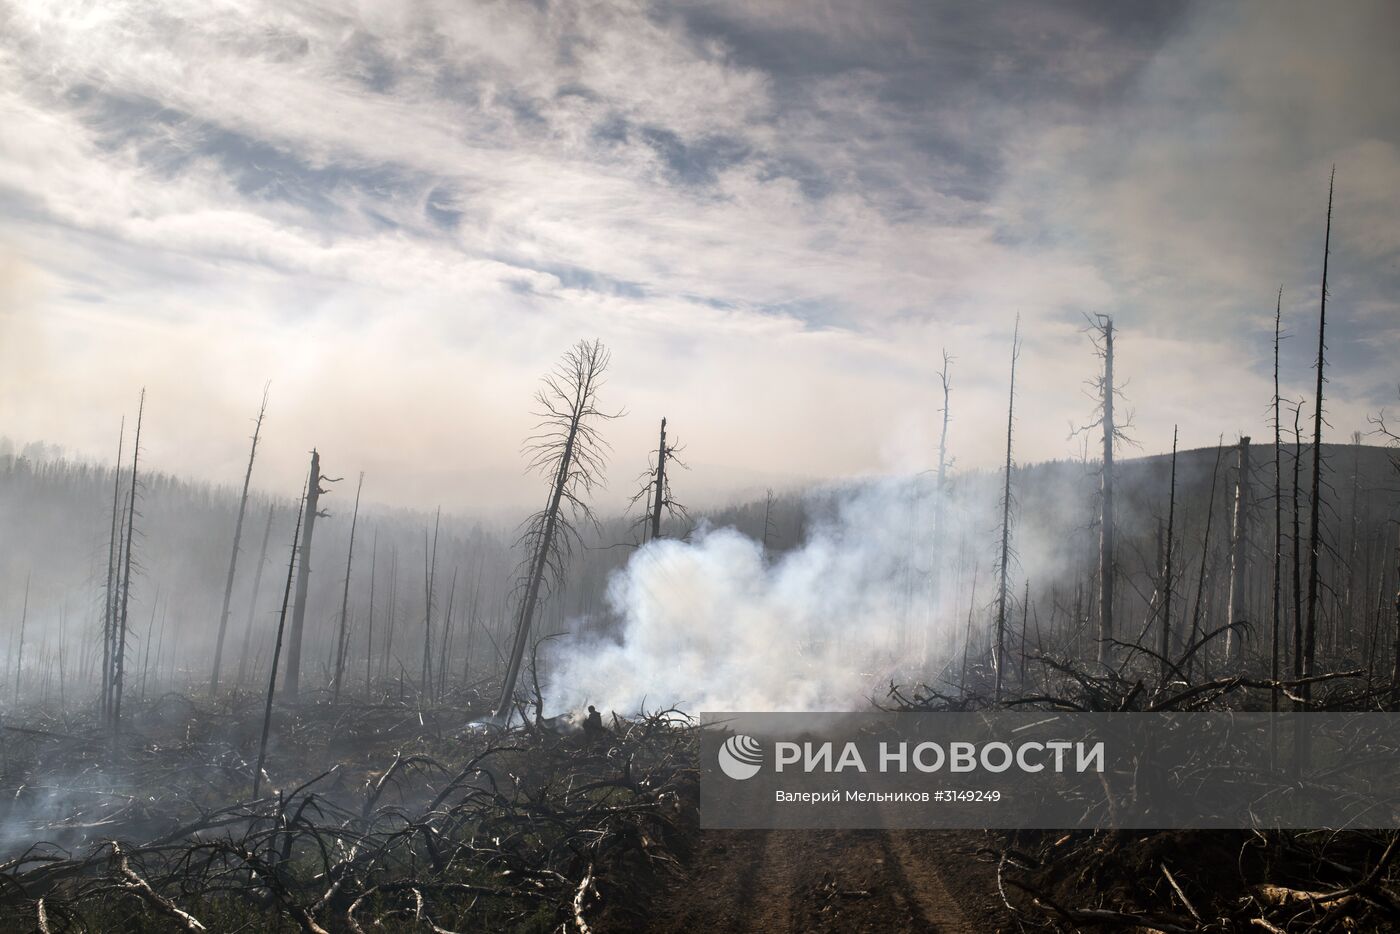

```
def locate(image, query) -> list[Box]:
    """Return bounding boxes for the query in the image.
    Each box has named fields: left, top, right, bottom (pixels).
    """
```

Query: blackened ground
left=615, top=828, right=1009, bottom=933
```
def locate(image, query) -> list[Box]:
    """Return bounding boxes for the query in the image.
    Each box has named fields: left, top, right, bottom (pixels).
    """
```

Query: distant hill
left=2, top=438, right=1396, bottom=695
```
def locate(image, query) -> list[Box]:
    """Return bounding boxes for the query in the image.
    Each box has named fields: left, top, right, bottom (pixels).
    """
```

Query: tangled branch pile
left=886, top=649, right=1400, bottom=932
left=0, top=692, right=697, bottom=933
left=992, top=827, right=1398, bottom=933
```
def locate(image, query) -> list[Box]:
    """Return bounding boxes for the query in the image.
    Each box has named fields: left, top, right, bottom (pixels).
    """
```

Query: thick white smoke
left=546, top=477, right=997, bottom=713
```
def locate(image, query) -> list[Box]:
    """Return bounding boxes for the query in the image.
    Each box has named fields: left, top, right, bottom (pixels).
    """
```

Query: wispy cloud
left=0, top=0, right=1395, bottom=510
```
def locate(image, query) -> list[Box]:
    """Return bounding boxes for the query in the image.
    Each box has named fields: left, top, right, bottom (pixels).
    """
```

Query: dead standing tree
left=101, top=418, right=124, bottom=720
left=1303, top=168, right=1336, bottom=705
left=993, top=318, right=1020, bottom=704
left=1370, top=409, right=1400, bottom=693
left=761, top=488, right=777, bottom=558
left=364, top=529, right=378, bottom=699
left=420, top=508, right=441, bottom=701
left=1073, top=314, right=1135, bottom=665
left=931, top=351, right=952, bottom=603
left=210, top=385, right=269, bottom=697
left=283, top=449, right=337, bottom=700
left=436, top=566, right=458, bottom=703
left=1160, top=426, right=1179, bottom=684
left=254, top=478, right=307, bottom=798
left=111, top=389, right=145, bottom=737
left=1290, top=401, right=1306, bottom=697
left=1224, top=436, right=1252, bottom=667
left=1098, top=317, right=1118, bottom=664
left=496, top=339, right=619, bottom=721
left=1186, top=439, right=1226, bottom=683
left=1271, top=289, right=1284, bottom=711
left=13, top=573, right=28, bottom=705
left=630, top=417, right=688, bottom=542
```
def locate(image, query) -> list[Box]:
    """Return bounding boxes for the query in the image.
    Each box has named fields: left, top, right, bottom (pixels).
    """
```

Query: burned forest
left=5, top=234, right=1400, bottom=930
left=4, top=2, right=1400, bottom=932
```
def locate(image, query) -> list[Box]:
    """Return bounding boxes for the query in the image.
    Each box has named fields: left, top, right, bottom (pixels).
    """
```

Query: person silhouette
left=583, top=704, right=605, bottom=741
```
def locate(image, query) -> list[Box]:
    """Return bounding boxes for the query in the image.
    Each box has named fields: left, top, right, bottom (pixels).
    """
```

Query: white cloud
left=0, top=0, right=1394, bottom=512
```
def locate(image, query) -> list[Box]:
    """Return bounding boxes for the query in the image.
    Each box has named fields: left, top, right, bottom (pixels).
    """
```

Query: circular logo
left=718, top=734, right=763, bottom=780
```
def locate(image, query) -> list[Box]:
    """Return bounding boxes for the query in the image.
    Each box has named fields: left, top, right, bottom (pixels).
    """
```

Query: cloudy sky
left=1, top=0, right=1397, bottom=512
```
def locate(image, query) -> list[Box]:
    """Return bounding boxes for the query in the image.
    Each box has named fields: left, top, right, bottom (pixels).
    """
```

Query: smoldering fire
left=772, top=740, right=1106, bottom=774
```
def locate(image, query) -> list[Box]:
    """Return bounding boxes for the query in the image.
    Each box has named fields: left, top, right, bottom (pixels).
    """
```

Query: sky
left=0, top=0, right=1397, bottom=514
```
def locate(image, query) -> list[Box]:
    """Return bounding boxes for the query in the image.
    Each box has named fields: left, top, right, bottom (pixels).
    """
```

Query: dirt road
left=641, top=829, right=1010, bottom=932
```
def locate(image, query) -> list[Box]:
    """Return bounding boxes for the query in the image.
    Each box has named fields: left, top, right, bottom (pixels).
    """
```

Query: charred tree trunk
left=365, top=531, right=377, bottom=700
left=1225, top=437, right=1252, bottom=666
left=254, top=479, right=307, bottom=799
left=931, top=351, right=952, bottom=602
left=101, top=419, right=124, bottom=719
left=496, top=339, right=616, bottom=720
left=1098, top=317, right=1116, bottom=664
left=650, top=418, right=667, bottom=541
left=1342, top=434, right=1363, bottom=658
left=1271, top=290, right=1284, bottom=711
left=236, top=505, right=276, bottom=689
left=112, top=389, right=145, bottom=737
left=1303, top=168, right=1335, bottom=704
left=139, top=594, right=158, bottom=703
left=1392, top=535, right=1400, bottom=694
left=437, top=567, right=458, bottom=703
left=633, top=417, right=685, bottom=542
left=210, top=387, right=268, bottom=697
left=762, top=488, right=776, bottom=559
left=420, top=509, right=440, bottom=702
left=283, top=449, right=330, bottom=701
left=382, top=549, right=397, bottom=684
left=499, top=437, right=575, bottom=719
left=1161, top=427, right=1178, bottom=683
left=332, top=472, right=364, bottom=703
left=960, top=566, right=978, bottom=698
left=1291, top=403, right=1305, bottom=699
left=13, top=573, right=28, bottom=705
left=993, top=319, right=1020, bottom=704
left=462, top=550, right=484, bottom=685
left=1018, top=579, right=1030, bottom=687
left=1187, top=439, right=1225, bottom=683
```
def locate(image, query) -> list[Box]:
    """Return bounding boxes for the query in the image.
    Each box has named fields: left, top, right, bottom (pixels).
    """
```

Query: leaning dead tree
left=496, top=339, right=619, bottom=720
left=111, top=389, right=145, bottom=737
left=1224, top=436, right=1252, bottom=666
left=210, top=385, right=268, bottom=697
left=254, top=478, right=307, bottom=798
left=630, top=417, right=687, bottom=542
left=331, top=472, right=364, bottom=702
left=993, top=318, right=1020, bottom=704
left=283, top=449, right=336, bottom=700
left=1303, top=168, right=1335, bottom=703
left=100, top=418, right=124, bottom=720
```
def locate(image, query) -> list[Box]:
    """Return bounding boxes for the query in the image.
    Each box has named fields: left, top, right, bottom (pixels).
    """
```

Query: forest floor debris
left=4, top=648, right=1400, bottom=932
left=0, top=685, right=696, bottom=932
